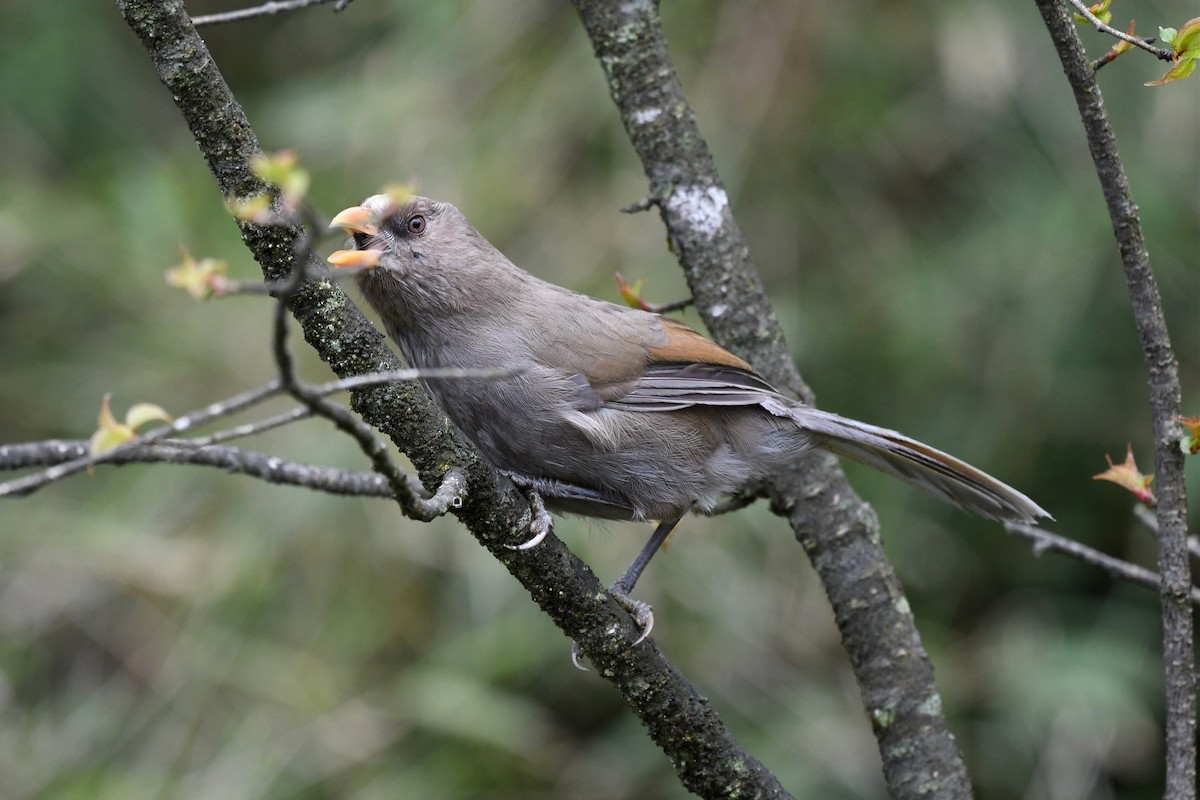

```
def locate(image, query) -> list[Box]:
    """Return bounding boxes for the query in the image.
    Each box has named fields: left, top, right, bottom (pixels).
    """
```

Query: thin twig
left=1005, top=522, right=1200, bottom=607
left=1133, top=504, right=1200, bottom=559
left=0, top=380, right=282, bottom=499
left=0, top=439, right=398, bottom=497
left=191, top=0, right=341, bottom=28
left=0, top=362, right=505, bottom=494
left=1064, top=0, right=1175, bottom=61
left=311, top=366, right=523, bottom=396
left=185, top=407, right=313, bottom=446
left=217, top=259, right=376, bottom=295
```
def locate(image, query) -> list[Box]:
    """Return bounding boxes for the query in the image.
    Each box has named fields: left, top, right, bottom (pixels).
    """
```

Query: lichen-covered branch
left=115, top=1, right=789, bottom=797
left=572, top=1, right=974, bottom=796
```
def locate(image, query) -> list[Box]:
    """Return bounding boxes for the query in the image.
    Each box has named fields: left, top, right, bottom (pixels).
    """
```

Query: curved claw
left=567, top=586, right=654, bottom=669
left=611, top=586, right=655, bottom=645
left=508, top=488, right=552, bottom=550
left=570, top=642, right=589, bottom=671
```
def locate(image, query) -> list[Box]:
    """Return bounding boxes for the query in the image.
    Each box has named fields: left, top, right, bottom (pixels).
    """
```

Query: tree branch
left=1063, top=0, right=1176, bottom=61
left=0, top=366, right=499, bottom=500
left=115, top=2, right=789, bottom=797
left=1034, top=1, right=1195, bottom=796
left=572, top=2, right=973, bottom=797
left=190, top=0, right=346, bottom=28
left=0, top=380, right=283, bottom=498
left=0, top=439, right=397, bottom=497
left=1134, top=504, right=1200, bottom=560
left=1004, top=521, right=1200, bottom=606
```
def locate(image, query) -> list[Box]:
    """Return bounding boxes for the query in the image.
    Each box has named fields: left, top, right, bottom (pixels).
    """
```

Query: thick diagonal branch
left=115, top=1, right=788, bottom=797
left=572, top=2, right=973, bottom=797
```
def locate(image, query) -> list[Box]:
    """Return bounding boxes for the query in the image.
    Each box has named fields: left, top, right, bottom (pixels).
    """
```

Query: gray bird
left=329, top=193, right=1050, bottom=637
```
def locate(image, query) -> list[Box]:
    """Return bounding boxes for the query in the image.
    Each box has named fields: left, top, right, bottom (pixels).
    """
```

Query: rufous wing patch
left=649, top=316, right=756, bottom=372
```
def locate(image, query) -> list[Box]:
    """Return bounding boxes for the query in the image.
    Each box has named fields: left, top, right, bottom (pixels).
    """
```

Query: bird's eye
left=406, top=215, right=426, bottom=235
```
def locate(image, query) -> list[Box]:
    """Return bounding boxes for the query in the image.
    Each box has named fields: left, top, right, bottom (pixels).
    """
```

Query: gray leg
left=610, top=517, right=681, bottom=644
left=571, top=518, right=682, bottom=670
left=614, top=518, right=680, bottom=595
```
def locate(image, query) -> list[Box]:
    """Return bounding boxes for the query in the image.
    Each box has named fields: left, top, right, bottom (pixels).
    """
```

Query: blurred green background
left=0, top=0, right=1196, bottom=797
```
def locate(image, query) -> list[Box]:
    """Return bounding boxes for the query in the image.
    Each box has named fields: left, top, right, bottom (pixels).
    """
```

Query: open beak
left=329, top=205, right=379, bottom=236
left=328, top=205, right=383, bottom=269
left=328, top=248, right=382, bottom=269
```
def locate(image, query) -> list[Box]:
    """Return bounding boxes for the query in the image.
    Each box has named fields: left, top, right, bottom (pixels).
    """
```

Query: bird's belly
left=425, top=377, right=794, bottom=521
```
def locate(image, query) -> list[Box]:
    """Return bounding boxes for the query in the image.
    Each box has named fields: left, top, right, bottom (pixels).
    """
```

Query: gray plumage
left=336, top=194, right=1050, bottom=526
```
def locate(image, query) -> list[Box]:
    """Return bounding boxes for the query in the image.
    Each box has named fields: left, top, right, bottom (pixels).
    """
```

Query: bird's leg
left=571, top=517, right=681, bottom=670
left=609, top=517, right=681, bottom=644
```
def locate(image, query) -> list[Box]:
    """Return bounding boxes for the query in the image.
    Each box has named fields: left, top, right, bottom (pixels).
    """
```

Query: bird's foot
left=569, top=582, right=655, bottom=671
left=507, top=484, right=552, bottom=550
left=610, top=584, right=655, bottom=645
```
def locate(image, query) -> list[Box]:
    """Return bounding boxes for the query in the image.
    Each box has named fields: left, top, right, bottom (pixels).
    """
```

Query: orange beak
left=327, top=248, right=382, bottom=269
left=328, top=205, right=379, bottom=236
left=328, top=205, right=383, bottom=269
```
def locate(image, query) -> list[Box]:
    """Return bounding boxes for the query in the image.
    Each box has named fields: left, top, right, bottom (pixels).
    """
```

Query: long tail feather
left=781, top=404, right=1051, bottom=524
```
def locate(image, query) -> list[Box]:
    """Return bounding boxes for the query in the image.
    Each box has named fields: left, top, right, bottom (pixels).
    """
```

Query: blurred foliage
left=0, top=0, right=1196, bottom=798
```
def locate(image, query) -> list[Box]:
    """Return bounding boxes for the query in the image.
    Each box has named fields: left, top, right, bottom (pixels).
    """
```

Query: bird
left=328, top=193, right=1050, bottom=639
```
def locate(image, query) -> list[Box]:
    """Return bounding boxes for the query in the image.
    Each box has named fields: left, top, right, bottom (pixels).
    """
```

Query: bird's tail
left=778, top=403, right=1051, bottom=524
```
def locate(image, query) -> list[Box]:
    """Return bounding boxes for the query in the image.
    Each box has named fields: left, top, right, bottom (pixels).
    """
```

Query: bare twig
left=186, top=407, right=313, bottom=446
left=1064, top=0, right=1175, bottom=61
left=1035, top=1, right=1194, bottom=796
left=312, top=366, right=522, bottom=396
left=1005, top=522, right=1200, bottom=606
left=0, top=380, right=282, bottom=498
left=0, top=439, right=398, bottom=497
left=215, top=258, right=377, bottom=295
left=620, top=195, right=662, bottom=214
left=1134, top=504, right=1200, bottom=559
left=191, top=0, right=341, bottom=28
left=0, top=363, right=509, bottom=499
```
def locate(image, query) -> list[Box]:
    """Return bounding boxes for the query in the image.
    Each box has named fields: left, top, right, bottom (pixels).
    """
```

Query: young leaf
left=252, top=150, right=310, bottom=204
left=1177, top=416, right=1200, bottom=455
left=1147, top=17, right=1200, bottom=85
left=226, top=193, right=274, bottom=224
left=384, top=183, right=420, bottom=205
left=166, top=250, right=229, bottom=300
left=88, top=395, right=173, bottom=457
left=1174, top=17, right=1200, bottom=54
left=1075, top=0, right=1113, bottom=25
left=1146, top=57, right=1196, bottom=86
left=89, top=394, right=134, bottom=456
left=125, top=403, right=173, bottom=432
left=614, top=273, right=652, bottom=311
left=1093, top=445, right=1156, bottom=505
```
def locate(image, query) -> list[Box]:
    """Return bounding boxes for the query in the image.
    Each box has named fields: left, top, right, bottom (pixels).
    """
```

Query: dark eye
left=406, top=215, right=426, bottom=235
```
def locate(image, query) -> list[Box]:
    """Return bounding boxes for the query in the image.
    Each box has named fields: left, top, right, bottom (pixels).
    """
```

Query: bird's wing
left=575, top=313, right=782, bottom=411
left=597, top=362, right=780, bottom=411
